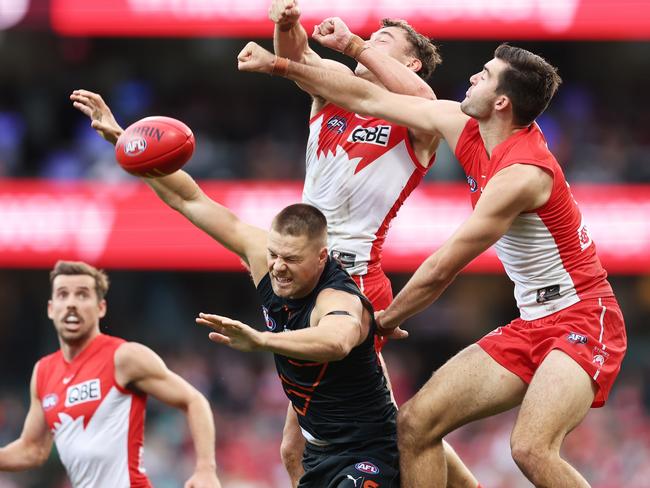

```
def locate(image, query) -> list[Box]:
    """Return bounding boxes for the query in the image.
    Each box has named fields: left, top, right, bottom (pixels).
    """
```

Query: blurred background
left=1, top=1, right=650, bottom=487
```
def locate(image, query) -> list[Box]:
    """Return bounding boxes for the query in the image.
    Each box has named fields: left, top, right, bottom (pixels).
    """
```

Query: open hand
left=374, top=310, right=409, bottom=340
left=196, top=313, right=264, bottom=352
left=70, top=89, right=123, bottom=145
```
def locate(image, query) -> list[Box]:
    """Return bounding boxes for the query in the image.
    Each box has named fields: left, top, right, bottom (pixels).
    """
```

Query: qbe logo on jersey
left=347, top=125, right=391, bottom=146
left=65, top=378, right=102, bottom=407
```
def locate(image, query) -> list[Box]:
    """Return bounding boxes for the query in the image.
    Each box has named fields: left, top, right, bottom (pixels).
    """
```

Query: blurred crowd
left=1, top=34, right=650, bottom=183
left=0, top=270, right=648, bottom=487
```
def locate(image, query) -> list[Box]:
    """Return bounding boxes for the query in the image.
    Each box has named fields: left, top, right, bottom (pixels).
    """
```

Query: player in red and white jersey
left=268, top=3, right=480, bottom=487
left=238, top=43, right=628, bottom=487
left=0, top=261, right=221, bottom=488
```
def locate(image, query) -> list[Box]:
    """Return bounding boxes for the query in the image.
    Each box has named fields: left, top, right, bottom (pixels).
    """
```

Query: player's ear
left=319, top=247, right=328, bottom=265
left=407, top=57, right=422, bottom=74
left=98, top=299, right=107, bottom=319
left=47, top=300, right=54, bottom=319
left=495, top=94, right=511, bottom=113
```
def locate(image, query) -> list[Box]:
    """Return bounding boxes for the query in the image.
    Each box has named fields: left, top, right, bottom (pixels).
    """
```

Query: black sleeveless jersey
left=256, top=257, right=397, bottom=447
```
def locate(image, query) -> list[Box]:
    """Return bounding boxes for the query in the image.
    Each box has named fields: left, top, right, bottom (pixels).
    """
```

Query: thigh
left=513, top=349, right=597, bottom=450
left=406, top=344, right=527, bottom=437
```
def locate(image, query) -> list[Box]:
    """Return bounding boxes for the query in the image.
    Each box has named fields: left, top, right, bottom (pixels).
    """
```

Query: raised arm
left=237, top=43, right=469, bottom=151
left=378, top=164, right=554, bottom=332
left=70, top=89, right=269, bottom=283
left=312, top=17, right=434, bottom=99
left=197, top=288, right=368, bottom=362
left=115, top=343, right=222, bottom=488
left=0, top=364, right=53, bottom=471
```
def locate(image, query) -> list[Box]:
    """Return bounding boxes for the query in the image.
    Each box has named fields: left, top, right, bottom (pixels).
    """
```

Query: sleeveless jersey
left=36, top=334, right=150, bottom=488
left=304, top=104, right=431, bottom=276
left=256, top=257, right=397, bottom=447
left=456, top=118, right=614, bottom=320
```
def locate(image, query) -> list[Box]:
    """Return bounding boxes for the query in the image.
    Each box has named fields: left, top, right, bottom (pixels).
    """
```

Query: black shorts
left=298, top=443, right=399, bottom=488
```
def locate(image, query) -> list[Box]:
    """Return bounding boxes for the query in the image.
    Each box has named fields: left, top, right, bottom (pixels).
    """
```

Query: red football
left=115, top=116, right=195, bottom=177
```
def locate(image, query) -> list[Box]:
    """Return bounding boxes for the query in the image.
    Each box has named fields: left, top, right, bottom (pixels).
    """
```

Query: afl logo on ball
left=355, top=462, right=380, bottom=474
left=124, top=138, right=147, bottom=156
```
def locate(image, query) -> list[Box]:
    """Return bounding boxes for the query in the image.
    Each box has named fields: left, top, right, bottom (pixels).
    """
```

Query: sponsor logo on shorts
left=592, top=346, right=609, bottom=366
left=123, top=137, right=147, bottom=156
left=42, top=393, right=58, bottom=411
left=261, top=306, right=277, bottom=331
left=326, top=116, right=347, bottom=134
left=346, top=475, right=363, bottom=487
left=65, top=378, right=101, bottom=407
left=467, top=176, right=478, bottom=193
left=567, top=332, right=588, bottom=344
left=355, top=462, right=379, bottom=475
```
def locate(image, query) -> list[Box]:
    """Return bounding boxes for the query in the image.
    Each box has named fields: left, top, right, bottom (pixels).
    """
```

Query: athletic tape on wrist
left=271, top=56, right=290, bottom=77
left=343, top=35, right=368, bottom=60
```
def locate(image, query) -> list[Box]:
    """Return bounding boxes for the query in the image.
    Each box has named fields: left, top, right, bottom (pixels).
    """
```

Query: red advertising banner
left=50, top=0, right=650, bottom=40
left=1, top=180, right=648, bottom=273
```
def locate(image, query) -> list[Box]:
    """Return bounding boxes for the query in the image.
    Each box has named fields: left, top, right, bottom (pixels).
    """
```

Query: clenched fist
left=237, top=42, right=277, bottom=74
left=312, top=17, right=355, bottom=53
left=268, top=0, right=301, bottom=31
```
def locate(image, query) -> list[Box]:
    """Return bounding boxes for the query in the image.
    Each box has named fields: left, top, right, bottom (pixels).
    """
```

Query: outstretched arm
left=269, top=0, right=353, bottom=107
left=378, top=164, right=554, bottom=332
left=197, top=288, right=369, bottom=362
left=0, top=365, right=53, bottom=471
left=312, top=17, right=435, bottom=99
left=237, top=43, right=468, bottom=151
left=115, top=343, right=222, bottom=488
left=70, top=89, right=269, bottom=283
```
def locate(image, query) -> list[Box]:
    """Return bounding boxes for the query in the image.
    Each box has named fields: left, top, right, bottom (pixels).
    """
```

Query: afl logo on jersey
left=262, top=306, right=277, bottom=331
left=326, top=116, right=348, bottom=134
left=42, top=393, right=59, bottom=411
left=467, top=176, right=478, bottom=193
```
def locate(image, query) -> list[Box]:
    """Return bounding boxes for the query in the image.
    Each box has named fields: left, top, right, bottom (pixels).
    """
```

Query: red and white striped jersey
left=36, top=334, right=150, bottom=488
left=304, top=104, right=430, bottom=276
left=456, top=118, right=614, bottom=320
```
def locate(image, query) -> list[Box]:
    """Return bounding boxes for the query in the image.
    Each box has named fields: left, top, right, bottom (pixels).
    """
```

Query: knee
left=397, top=398, right=442, bottom=451
left=510, top=433, right=553, bottom=476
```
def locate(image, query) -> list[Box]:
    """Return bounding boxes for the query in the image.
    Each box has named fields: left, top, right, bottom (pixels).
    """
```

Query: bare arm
left=237, top=42, right=469, bottom=151
left=269, top=0, right=353, bottom=111
left=0, top=365, right=53, bottom=471
left=312, top=17, right=435, bottom=99
left=379, top=164, right=554, bottom=331
left=197, top=289, right=368, bottom=362
left=70, top=89, right=269, bottom=283
left=115, top=343, right=221, bottom=488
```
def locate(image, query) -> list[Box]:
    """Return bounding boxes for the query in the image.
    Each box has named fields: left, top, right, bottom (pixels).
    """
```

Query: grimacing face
left=267, top=230, right=328, bottom=299
left=48, top=274, right=105, bottom=345
left=460, top=57, right=508, bottom=120
left=355, top=26, right=417, bottom=78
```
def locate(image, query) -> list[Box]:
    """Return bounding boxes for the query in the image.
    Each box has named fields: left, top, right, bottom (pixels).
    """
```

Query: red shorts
left=352, top=269, right=393, bottom=353
left=478, top=297, right=626, bottom=408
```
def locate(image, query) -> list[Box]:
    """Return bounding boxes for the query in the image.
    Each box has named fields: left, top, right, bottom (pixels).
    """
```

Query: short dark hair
left=494, top=44, right=562, bottom=126
left=50, top=260, right=110, bottom=301
left=271, top=204, right=327, bottom=242
left=381, top=18, right=441, bottom=81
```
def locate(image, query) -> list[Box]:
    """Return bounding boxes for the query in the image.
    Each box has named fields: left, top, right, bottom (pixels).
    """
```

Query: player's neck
left=478, top=118, right=524, bottom=158
left=60, top=329, right=100, bottom=362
